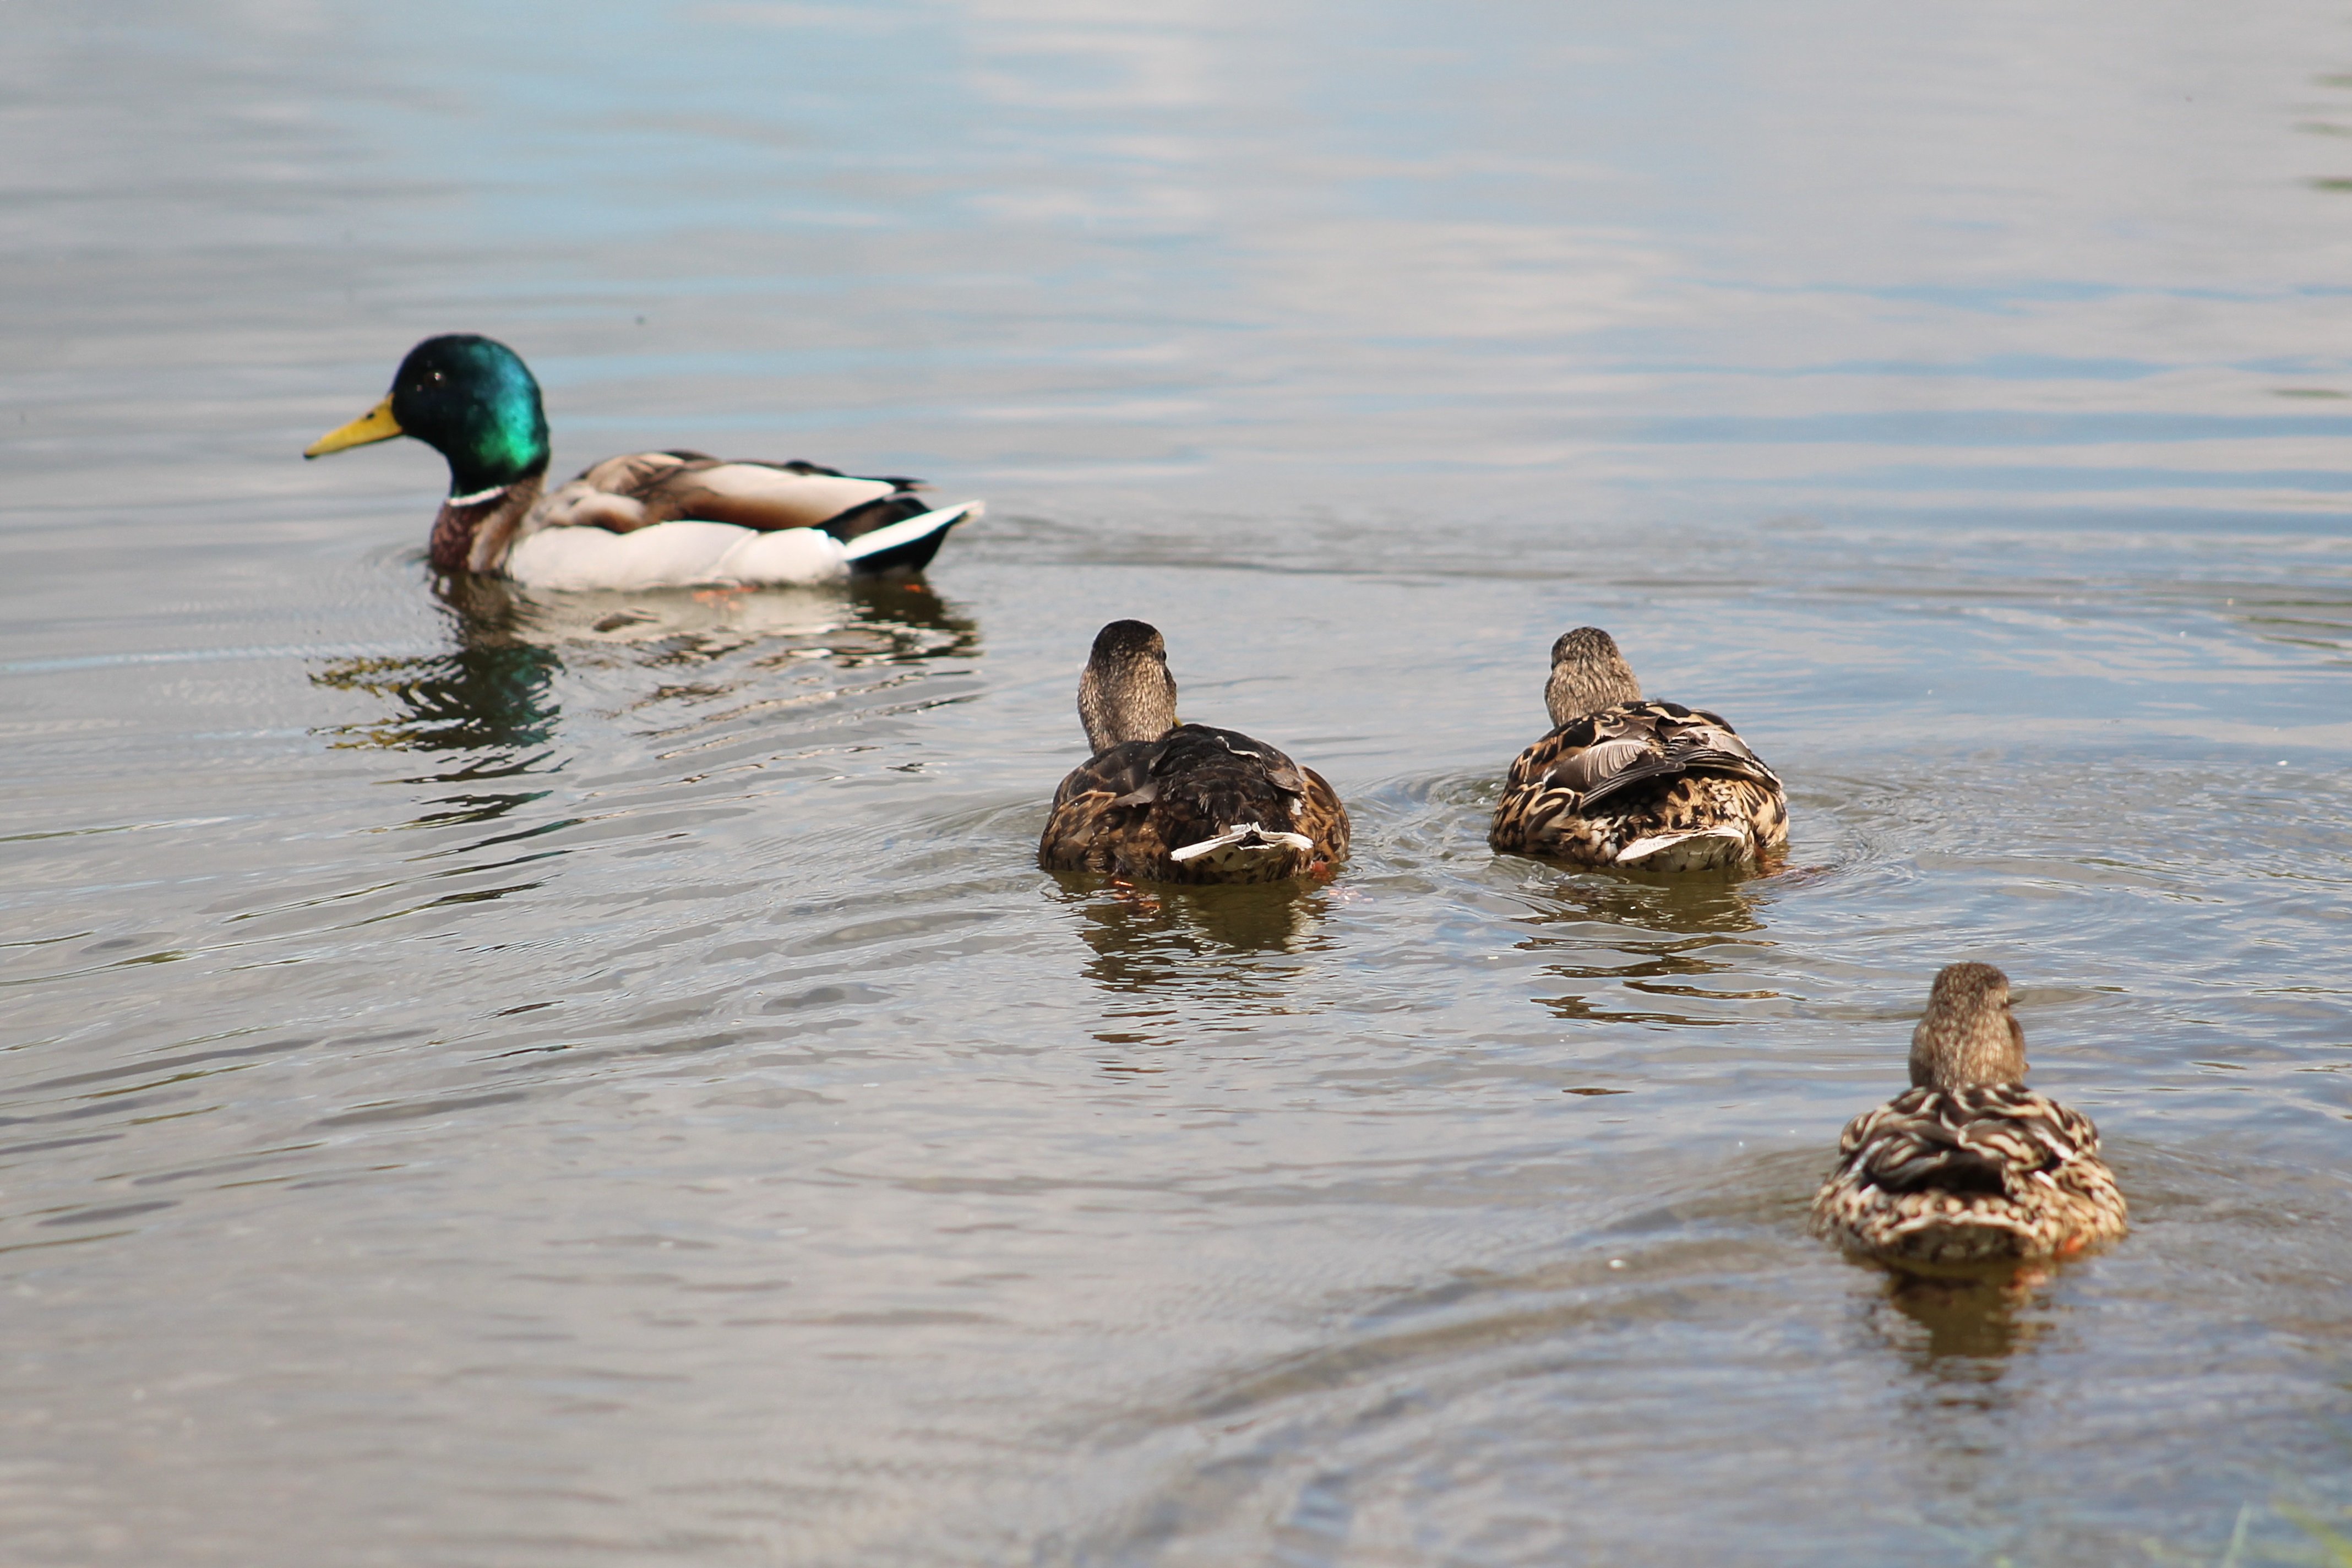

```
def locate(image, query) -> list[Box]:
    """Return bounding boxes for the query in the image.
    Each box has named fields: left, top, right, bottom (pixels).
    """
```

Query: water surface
left=4, top=2, right=2352, bottom=1562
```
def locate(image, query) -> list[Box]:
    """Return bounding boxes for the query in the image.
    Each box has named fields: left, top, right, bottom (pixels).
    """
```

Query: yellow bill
left=304, top=395, right=404, bottom=458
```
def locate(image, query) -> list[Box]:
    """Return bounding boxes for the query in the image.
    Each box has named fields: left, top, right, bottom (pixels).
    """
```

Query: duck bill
left=304, top=395, right=404, bottom=458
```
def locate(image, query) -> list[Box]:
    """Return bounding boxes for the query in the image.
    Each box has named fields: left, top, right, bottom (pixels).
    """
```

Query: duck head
left=306, top=334, right=552, bottom=498
left=1079, top=619, right=1179, bottom=753
left=1544, top=626, right=1643, bottom=725
left=1908, top=962, right=2029, bottom=1091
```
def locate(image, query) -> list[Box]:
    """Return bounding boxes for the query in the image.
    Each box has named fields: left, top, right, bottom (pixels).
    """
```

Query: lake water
left=6, top=1, right=2352, bottom=1562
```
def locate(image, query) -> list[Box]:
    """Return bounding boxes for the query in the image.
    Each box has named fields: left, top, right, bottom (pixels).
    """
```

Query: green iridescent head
left=305, top=334, right=551, bottom=496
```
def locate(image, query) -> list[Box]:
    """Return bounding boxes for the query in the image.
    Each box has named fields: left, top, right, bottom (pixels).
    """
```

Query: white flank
left=1169, top=823, right=1316, bottom=864
left=505, top=521, right=850, bottom=591
left=1615, top=825, right=1749, bottom=871
left=716, top=526, right=857, bottom=585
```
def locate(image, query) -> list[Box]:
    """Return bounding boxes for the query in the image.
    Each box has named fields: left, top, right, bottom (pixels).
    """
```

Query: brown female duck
left=1038, top=620, right=1350, bottom=885
left=1812, top=962, right=2128, bottom=1266
left=1489, top=627, right=1787, bottom=872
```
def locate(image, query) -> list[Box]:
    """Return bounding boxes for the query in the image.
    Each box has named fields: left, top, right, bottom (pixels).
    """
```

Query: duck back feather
left=1491, top=699, right=1787, bottom=869
left=1811, top=1083, right=2127, bottom=1265
left=1041, top=723, right=1349, bottom=885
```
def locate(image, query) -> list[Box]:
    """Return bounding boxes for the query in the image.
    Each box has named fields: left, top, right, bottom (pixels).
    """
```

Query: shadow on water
left=1504, top=864, right=1782, bottom=1027
left=1043, top=873, right=1337, bottom=1046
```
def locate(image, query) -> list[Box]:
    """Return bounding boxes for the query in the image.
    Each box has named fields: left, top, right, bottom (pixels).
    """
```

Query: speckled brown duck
left=1488, top=627, right=1788, bottom=872
left=1811, top=962, right=2128, bottom=1266
left=1038, top=620, right=1349, bottom=885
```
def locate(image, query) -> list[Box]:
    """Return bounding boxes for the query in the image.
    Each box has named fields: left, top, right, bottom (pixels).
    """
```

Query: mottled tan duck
left=1489, top=627, right=1788, bottom=872
left=1811, top=962, right=2128, bottom=1266
left=1038, top=620, right=1350, bottom=885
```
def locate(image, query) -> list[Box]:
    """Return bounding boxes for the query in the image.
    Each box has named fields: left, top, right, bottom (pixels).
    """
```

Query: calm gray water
left=6, top=2, right=2352, bottom=1563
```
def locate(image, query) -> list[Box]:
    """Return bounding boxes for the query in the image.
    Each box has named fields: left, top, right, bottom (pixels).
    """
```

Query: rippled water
left=6, top=2, right=2352, bottom=1562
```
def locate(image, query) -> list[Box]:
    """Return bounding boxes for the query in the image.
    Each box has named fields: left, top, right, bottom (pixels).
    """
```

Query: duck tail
left=840, top=500, right=981, bottom=575
left=1614, top=824, right=1750, bottom=872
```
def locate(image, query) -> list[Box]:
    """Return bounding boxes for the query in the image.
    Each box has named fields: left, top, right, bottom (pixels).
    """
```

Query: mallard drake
left=1488, top=627, right=1788, bottom=872
left=1038, top=620, right=1350, bottom=885
left=304, top=334, right=979, bottom=590
left=1812, top=962, right=2127, bottom=1266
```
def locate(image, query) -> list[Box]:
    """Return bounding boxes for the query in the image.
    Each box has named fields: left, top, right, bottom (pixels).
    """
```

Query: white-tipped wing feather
left=1616, top=825, right=1750, bottom=870
left=840, top=502, right=982, bottom=567
left=1166, top=823, right=1316, bottom=863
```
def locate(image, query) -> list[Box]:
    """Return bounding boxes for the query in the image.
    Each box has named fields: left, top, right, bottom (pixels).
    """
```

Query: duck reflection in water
left=1046, top=873, right=1335, bottom=1036
left=310, top=575, right=564, bottom=832
left=566, top=575, right=976, bottom=652
left=310, top=573, right=979, bottom=831
left=1514, top=868, right=1776, bottom=1028
left=1847, top=1264, right=2060, bottom=1507
left=426, top=568, right=976, bottom=652
left=1870, top=1265, right=2053, bottom=1371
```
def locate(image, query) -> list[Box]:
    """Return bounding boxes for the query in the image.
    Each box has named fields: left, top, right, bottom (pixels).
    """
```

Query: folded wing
left=1524, top=702, right=1782, bottom=804
left=538, top=452, right=930, bottom=540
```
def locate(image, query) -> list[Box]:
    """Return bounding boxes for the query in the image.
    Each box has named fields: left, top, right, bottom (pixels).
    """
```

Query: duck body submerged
left=307, top=336, right=978, bottom=590
left=1812, top=962, right=2127, bottom=1266
left=1489, top=629, right=1787, bottom=872
left=1038, top=621, right=1350, bottom=885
